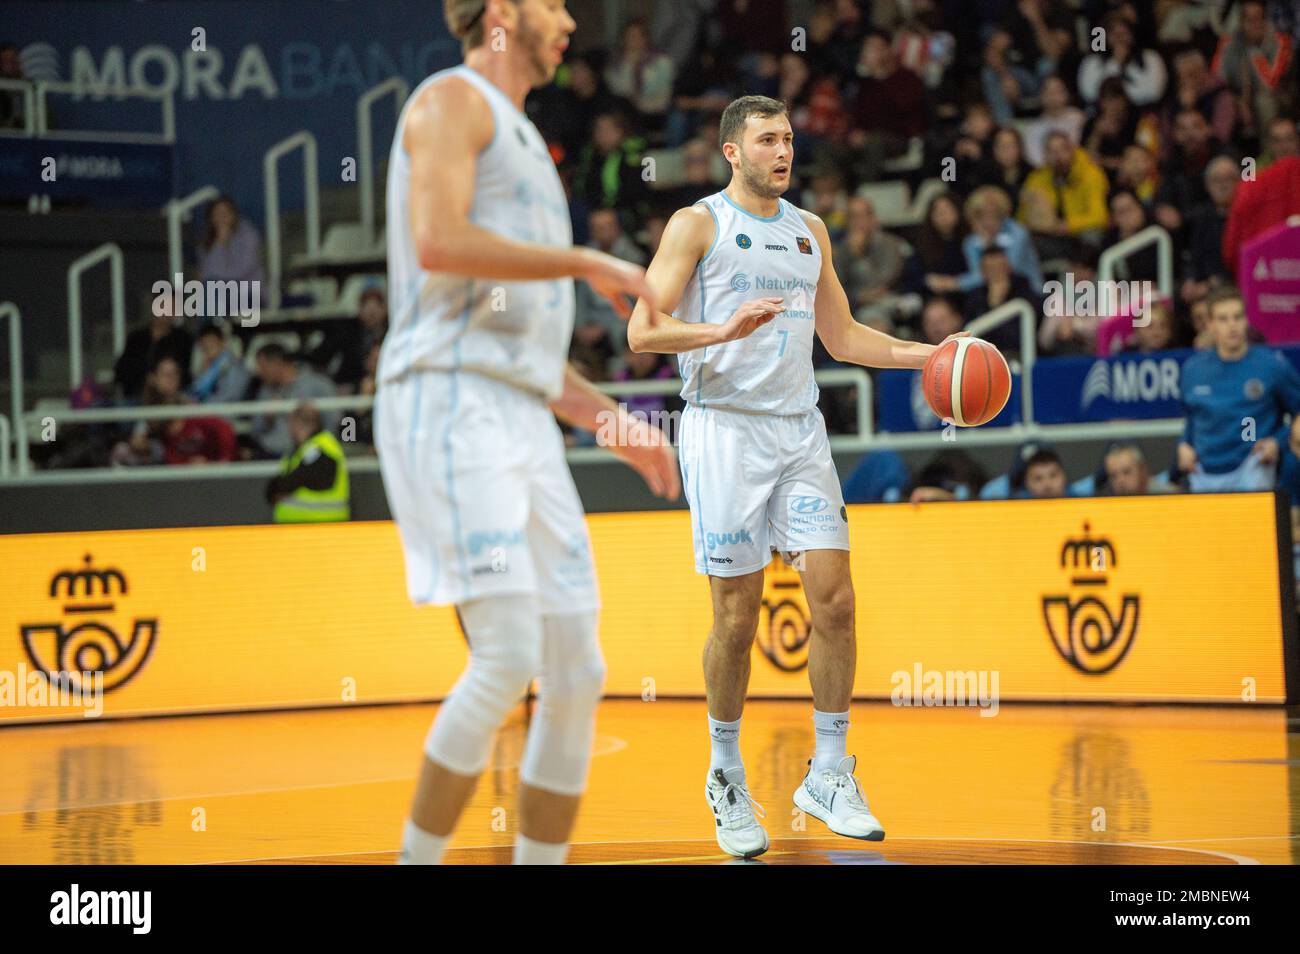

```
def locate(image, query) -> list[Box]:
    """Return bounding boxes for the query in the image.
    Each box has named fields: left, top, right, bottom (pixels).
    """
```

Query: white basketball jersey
left=379, top=65, right=574, bottom=399
left=676, top=193, right=822, bottom=415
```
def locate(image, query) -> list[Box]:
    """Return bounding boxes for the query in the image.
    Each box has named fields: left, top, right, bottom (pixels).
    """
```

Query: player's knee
left=537, top=615, right=605, bottom=714
left=712, top=608, right=761, bottom=654
left=464, top=638, right=540, bottom=702
left=812, top=583, right=855, bottom=637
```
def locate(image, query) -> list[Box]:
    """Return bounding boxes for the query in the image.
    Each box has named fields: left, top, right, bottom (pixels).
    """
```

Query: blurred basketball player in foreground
left=377, top=0, right=678, bottom=865
left=628, top=96, right=965, bottom=857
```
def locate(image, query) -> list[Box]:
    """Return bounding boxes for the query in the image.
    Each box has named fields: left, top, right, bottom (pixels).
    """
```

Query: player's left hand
left=608, top=415, right=680, bottom=500
left=1253, top=437, right=1280, bottom=465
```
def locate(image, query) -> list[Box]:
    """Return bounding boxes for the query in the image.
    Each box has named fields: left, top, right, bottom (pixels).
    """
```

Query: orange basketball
left=921, top=337, right=1011, bottom=427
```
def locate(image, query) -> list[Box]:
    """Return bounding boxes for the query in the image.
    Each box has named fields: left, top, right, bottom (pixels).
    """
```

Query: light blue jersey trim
left=441, top=281, right=475, bottom=593
left=695, top=264, right=707, bottom=406
left=698, top=199, right=722, bottom=263
left=720, top=190, right=784, bottom=223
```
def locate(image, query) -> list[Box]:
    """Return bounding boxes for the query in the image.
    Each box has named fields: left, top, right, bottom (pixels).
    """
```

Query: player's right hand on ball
left=714, top=298, right=784, bottom=344
left=579, top=249, right=659, bottom=321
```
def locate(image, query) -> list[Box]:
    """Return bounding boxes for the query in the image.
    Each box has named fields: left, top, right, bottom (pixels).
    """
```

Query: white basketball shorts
left=678, top=402, right=850, bottom=577
left=376, top=369, right=599, bottom=613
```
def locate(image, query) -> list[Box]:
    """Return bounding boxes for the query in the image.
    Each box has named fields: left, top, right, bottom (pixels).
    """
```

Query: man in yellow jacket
left=1018, top=131, right=1110, bottom=253
left=266, top=402, right=350, bottom=523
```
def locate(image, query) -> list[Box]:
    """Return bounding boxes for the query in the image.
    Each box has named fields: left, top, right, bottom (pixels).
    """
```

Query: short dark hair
left=1206, top=285, right=1244, bottom=314
left=197, top=324, right=226, bottom=342
left=256, top=342, right=289, bottom=363
left=719, top=95, right=788, bottom=149
left=1025, top=449, right=1064, bottom=472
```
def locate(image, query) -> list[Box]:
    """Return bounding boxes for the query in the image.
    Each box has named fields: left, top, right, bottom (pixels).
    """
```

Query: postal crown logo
left=1041, top=522, right=1139, bottom=675
left=20, top=554, right=158, bottom=694
left=756, top=555, right=812, bottom=672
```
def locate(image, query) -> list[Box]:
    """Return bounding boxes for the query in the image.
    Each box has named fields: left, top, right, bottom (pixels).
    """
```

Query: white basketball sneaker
left=705, top=766, right=769, bottom=859
left=793, top=755, right=886, bottom=841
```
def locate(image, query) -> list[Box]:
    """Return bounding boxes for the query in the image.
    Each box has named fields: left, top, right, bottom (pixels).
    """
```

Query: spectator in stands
left=114, top=298, right=194, bottom=401
left=541, top=53, right=634, bottom=161
left=604, top=18, right=676, bottom=133
left=1263, top=115, right=1300, bottom=166
left=614, top=347, right=678, bottom=422
left=110, top=354, right=236, bottom=467
left=1178, top=286, right=1300, bottom=491
left=1103, top=441, right=1177, bottom=495
left=962, top=245, right=1040, bottom=356
left=1114, top=144, right=1161, bottom=204
left=1077, top=12, right=1168, bottom=107
left=1082, top=77, right=1158, bottom=177
left=904, top=191, right=967, bottom=304
left=949, top=102, right=998, bottom=193
left=575, top=207, right=646, bottom=356
left=1104, top=189, right=1160, bottom=283
left=1181, top=155, right=1239, bottom=305
left=190, top=324, right=250, bottom=404
left=1022, top=75, right=1087, bottom=167
left=1020, top=446, right=1069, bottom=498
left=248, top=343, right=338, bottom=459
left=304, top=285, right=388, bottom=392
left=1121, top=299, right=1182, bottom=354
left=1019, top=130, right=1111, bottom=255
left=848, top=29, right=927, bottom=182
left=781, top=51, right=851, bottom=156
left=907, top=449, right=988, bottom=503
left=842, top=449, right=910, bottom=504
left=833, top=195, right=908, bottom=330
left=972, top=126, right=1032, bottom=208
left=1039, top=248, right=1101, bottom=357
left=354, top=339, right=381, bottom=447
left=980, top=0, right=1074, bottom=124
left=1162, top=47, right=1237, bottom=150
left=573, top=111, right=648, bottom=218
left=800, top=167, right=850, bottom=239
left=0, top=42, right=26, bottom=129
left=265, top=403, right=350, bottom=523
left=1154, top=108, right=1223, bottom=233
left=1211, top=0, right=1296, bottom=141
left=929, top=185, right=1042, bottom=296
left=650, top=137, right=721, bottom=216
left=197, top=196, right=266, bottom=297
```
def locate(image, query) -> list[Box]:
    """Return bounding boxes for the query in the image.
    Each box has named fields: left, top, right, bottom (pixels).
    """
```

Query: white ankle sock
left=708, top=714, right=743, bottom=773
left=398, top=819, right=449, bottom=864
left=813, top=709, right=850, bottom=773
left=513, top=833, right=569, bottom=865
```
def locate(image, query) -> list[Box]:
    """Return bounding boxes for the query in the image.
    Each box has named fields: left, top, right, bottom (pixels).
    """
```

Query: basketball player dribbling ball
left=378, top=0, right=679, bottom=865
left=628, top=95, right=968, bottom=858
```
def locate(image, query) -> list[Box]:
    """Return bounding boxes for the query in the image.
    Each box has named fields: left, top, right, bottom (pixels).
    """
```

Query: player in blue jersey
left=1179, top=286, right=1300, bottom=492
left=380, top=0, right=679, bottom=866
left=627, top=95, right=966, bottom=857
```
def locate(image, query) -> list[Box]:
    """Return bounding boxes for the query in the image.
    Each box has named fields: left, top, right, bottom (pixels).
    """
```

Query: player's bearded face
left=737, top=131, right=792, bottom=199
left=516, top=2, right=568, bottom=84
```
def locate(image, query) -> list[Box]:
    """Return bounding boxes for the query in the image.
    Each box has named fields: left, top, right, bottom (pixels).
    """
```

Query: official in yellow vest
left=267, top=403, right=350, bottom=523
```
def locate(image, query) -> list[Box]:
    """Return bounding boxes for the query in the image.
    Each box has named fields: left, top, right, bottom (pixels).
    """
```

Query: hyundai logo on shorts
left=790, top=496, right=829, bottom=514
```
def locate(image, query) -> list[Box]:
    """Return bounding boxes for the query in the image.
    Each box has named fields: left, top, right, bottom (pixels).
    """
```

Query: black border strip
left=1274, top=489, right=1299, bottom=704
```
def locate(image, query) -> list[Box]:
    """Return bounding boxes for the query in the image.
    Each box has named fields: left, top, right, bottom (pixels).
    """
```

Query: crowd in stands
left=31, top=0, right=1300, bottom=512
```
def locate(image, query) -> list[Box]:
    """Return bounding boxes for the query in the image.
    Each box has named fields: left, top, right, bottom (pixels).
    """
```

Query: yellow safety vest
left=273, top=431, right=350, bottom=523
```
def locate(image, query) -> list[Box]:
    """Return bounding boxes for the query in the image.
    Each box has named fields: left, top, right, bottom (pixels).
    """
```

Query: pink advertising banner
left=1240, top=218, right=1300, bottom=344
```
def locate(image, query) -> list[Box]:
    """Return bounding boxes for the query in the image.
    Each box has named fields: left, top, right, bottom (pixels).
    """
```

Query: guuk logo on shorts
left=705, top=529, right=753, bottom=550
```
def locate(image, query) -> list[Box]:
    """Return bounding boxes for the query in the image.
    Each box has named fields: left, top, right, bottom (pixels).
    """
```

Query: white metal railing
left=964, top=297, right=1036, bottom=425
left=66, top=243, right=126, bottom=389
left=0, top=414, right=9, bottom=478
left=1098, top=224, right=1174, bottom=299
left=357, top=78, right=409, bottom=246
left=264, top=131, right=321, bottom=310
left=31, top=81, right=175, bottom=145
left=163, top=185, right=222, bottom=280
left=0, top=79, right=36, bottom=137
left=0, top=302, right=28, bottom=476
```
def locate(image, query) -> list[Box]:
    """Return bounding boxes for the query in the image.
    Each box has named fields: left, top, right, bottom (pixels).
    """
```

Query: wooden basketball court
left=1, top=699, right=1295, bottom=865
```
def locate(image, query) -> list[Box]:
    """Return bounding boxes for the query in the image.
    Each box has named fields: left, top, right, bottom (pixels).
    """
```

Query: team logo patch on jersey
left=797, top=237, right=813, bottom=254
left=1244, top=378, right=1265, bottom=400
left=730, top=273, right=751, bottom=292
left=736, top=233, right=752, bottom=249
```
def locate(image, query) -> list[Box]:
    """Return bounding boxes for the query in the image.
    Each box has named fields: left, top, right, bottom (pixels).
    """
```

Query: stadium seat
left=335, top=274, right=387, bottom=314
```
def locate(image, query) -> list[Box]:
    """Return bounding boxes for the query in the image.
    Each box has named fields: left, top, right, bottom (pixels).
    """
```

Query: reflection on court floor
left=0, top=700, right=1295, bottom=864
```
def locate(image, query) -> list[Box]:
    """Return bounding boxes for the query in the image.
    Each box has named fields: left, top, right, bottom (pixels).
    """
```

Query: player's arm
left=550, top=363, right=680, bottom=500
left=627, top=206, right=783, bottom=353
left=406, top=77, right=654, bottom=315
left=806, top=212, right=949, bottom=369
